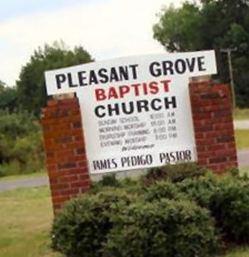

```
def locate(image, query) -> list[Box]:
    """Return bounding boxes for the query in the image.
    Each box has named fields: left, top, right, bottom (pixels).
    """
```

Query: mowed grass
left=235, top=129, right=249, bottom=149
left=0, top=186, right=61, bottom=257
left=234, top=108, right=249, bottom=120
left=223, top=247, right=249, bottom=257
left=1, top=180, right=249, bottom=257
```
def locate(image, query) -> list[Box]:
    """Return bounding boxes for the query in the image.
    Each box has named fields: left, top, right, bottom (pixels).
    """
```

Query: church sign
left=45, top=50, right=217, bottom=174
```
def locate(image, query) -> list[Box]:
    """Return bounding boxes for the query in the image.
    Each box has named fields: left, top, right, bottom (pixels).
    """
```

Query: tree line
left=1, top=0, right=249, bottom=115
left=153, top=0, right=249, bottom=107
left=0, top=0, right=248, bottom=177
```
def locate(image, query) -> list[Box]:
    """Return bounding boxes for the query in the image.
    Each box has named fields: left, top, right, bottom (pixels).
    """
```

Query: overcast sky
left=0, top=0, right=184, bottom=86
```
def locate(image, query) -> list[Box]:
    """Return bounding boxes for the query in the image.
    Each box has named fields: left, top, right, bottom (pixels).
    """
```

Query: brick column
left=189, top=81, right=238, bottom=172
left=41, top=98, right=91, bottom=212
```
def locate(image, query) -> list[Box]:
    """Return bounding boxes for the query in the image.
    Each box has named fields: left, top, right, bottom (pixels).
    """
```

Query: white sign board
left=45, top=50, right=217, bottom=174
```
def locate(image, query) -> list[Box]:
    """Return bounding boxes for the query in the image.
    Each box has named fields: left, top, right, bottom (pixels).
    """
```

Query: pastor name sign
left=45, top=50, right=217, bottom=174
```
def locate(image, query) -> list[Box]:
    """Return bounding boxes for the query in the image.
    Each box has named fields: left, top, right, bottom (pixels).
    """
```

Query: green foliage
left=0, top=84, right=18, bottom=112
left=142, top=162, right=207, bottom=185
left=211, top=178, right=249, bottom=243
left=153, top=0, right=249, bottom=107
left=143, top=180, right=185, bottom=201
left=153, top=3, right=203, bottom=52
left=52, top=165, right=249, bottom=257
left=178, top=174, right=249, bottom=243
left=0, top=111, right=44, bottom=176
left=104, top=199, right=218, bottom=257
left=16, top=41, right=93, bottom=116
left=97, top=173, right=121, bottom=187
left=177, top=174, right=219, bottom=207
left=52, top=190, right=134, bottom=257
left=91, top=174, right=141, bottom=195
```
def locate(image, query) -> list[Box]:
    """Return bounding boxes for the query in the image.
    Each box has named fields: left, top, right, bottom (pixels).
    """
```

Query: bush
left=91, top=174, right=141, bottom=195
left=142, top=162, right=207, bottom=186
left=210, top=178, right=249, bottom=243
left=98, top=173, right=120, bottom=187
left=177, top=174, right=219, bottom=208
left=52, top=189, right=134, bottom=257
left=51, top=168, right=249, bottom=257
left=143, top=180, right=185, bottom=202
left=0, top=111, right=44, bottom=176
left=104, top=199, right=218, bottom=257
left=178, top=174, right=249, bottom=243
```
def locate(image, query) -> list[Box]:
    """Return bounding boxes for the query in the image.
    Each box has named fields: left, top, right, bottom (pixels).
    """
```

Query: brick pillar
left=189, top=81, right=238, bottom=172
left=41, top=98, right=91, bottom=213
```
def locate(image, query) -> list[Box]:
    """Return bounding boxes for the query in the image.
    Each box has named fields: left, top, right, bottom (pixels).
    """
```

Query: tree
left=153, top=3, right=203, bottom=52
left=153, top=0, right=249, bottom=107
left=0, top=81, right=18, bottom=112
left=16, top=41, right=93, bottom=116
left=0, top=80, right=6, bottom=92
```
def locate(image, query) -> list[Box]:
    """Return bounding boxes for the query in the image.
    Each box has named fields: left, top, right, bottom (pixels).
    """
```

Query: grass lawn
left=240, top=166, right=249, bottom=176
left=234, top=108, right=249, bottom=120
left=0, top=186, right=61, bottom=257
left=223, top=247, right=249, bottom=257
left=0, top=185, right=249, bottom=257
left=235, top=129, right=249, bottom=149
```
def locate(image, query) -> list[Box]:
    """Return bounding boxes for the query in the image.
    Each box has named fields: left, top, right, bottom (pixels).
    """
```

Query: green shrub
left=90, top=174, right=121, bottom=193
left=99, top=173, right=120, bottom=187
left=210, top=178, right=249, bottom=243
left=178, top=174, right=249, bottom=243
left=143, top=180, right=185, bottom=202
left=52, top=189, right=134, bottom=257
left=91, top=174, right=141, bottom=195
left=104, top=199, right=219, bottom=257
left=142, top=162, right=207, bottom=186
left=0, top=111, right=44, bottom=176
left=177, top=174, right=219, bottom=208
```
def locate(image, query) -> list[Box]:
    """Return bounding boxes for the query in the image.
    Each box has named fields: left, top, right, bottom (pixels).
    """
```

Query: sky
left=0, top=0, right=184, bottom=86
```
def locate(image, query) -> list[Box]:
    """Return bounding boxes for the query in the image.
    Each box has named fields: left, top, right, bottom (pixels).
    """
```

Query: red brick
left=190, top=82, right=237, bottom=173
left=52, top=183, right=70, bottom=190
left=52, top=195, right=70, bottom=204
left=71, top=180, right=90, bottom=188
left=58, top=162, right=77, bottom=170
left=196, top=138, right=216, bottom=146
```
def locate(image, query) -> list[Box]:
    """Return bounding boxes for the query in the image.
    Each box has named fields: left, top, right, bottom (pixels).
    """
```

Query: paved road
left=0, top=150, right=248, bottom=193
left=237, top=149, right=249, bottom=168
left=234, top=120, right=249, bottom=129
left=0, top=176, right=49, bottom=193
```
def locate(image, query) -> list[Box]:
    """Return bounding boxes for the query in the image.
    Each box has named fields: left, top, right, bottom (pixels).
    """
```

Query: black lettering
left=162, top=61, right=174, bottom=75
left=110, top=67, right=120, bottom=82
left=78, top=71, right=87, bottom=86
left=95, top=106, right=106, bottom=118
left=170, top=152, right=176, bottom=162
left=175, top=59, right=186, bottom=74
left=129, top=64, right=139, bottom=79
left=119, top=66, right=129, bottom=81
left=108, top=103, right=120, bottom=116
left=149, top=62, right=161, bottom=77
left=98, top=68, right=109, bottom=83
left=186, top=58, right=196, bottom=72
left=93, top=158, right=117, bottom=170
left=55, top=74, right=66, bottom=89
left=121, top=102, right=134, bottom=114
left=198, top=56, right=206, bottom=71
left=89, top=70, right=98, bottom=85
left=137, top=100, right=149, bottom=112
left=164, top=96, right=177, bottom=109
left=151, top=98, right=162, bottom=111
left=67, top=73, right=78, bottom=88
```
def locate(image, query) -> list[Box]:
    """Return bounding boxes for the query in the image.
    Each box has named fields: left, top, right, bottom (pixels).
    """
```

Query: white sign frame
left=45, top=50, right=217, bottom=174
